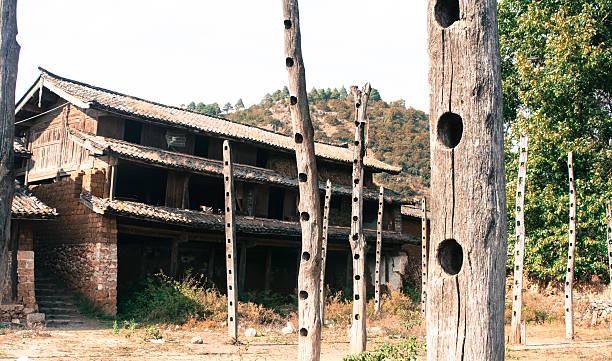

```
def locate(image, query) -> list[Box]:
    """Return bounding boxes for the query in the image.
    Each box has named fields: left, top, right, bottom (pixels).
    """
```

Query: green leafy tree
left=370, top=88, right=381, bottom=102
left=223, top=102, right=233, bottom=113
left=499, top=0, right=612, bottom=280
left=235, top=98, right=245, bottom=110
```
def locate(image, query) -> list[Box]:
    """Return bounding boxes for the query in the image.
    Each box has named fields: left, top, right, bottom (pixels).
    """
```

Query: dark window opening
left=268, top=187, right=285, bottom=220
left=330, top=195, right=341, bottom=210
left=188, top=175, right=224, bottom=212
left=256, top=149, right=269, bottom=168
left=123, top=119, right=142, bottom=144
left=115, top=163, right=167, bottom=206
left=363, top=199, right=379, bottom=230
left=194, top=135, right=210, bottom=158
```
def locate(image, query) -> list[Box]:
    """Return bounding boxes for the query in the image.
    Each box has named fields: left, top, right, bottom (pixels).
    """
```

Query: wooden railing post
left=282, top=1, right=324, bottom=359
left=374, top=186, right=384, bottom=313
left=320, top=180, right=332, bottom=324
left=426, top=0, right=507, bottom=359
left=565, top=151, right=577, bottom=340
left=421, top=198, right=428, bottom=314
left=349, top=83, right=371, bottom=354
left=606, top=200, right=612, bottom=298
left=511, top=135, right=529, bottom=344
left=223, top=140, right=238, bottom=343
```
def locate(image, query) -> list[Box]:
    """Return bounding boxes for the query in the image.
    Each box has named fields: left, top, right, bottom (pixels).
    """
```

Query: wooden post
left=282, top=1, right=324, bottom=358
left=421, top=198, right=428, bottom=314
left=0, top=0, right=19, bottom=296
left=606, top=200, right=612, bottom=298
left=109, top=163, right=117, bottom=200
left=239, top=243, right=247, bottom=292
left=374, top=186, right=384, bottom=313
left=223, top=140, right=238, bottom=343
left=511, top=135, right=529, bottom=344
left=264, top=248, right=273, bottom=290
left=349, top=83, right=371, bottom=354
left=565, top=151, right=577, bottom=340
left=426, top=0, right=507, bottom=359
left=320, top=180, right=332, bottom=323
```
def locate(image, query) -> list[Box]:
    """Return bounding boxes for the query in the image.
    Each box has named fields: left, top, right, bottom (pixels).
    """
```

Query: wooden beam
left=565, top=151, right=577, bottom=340
left=109, top=163, right=117, bottom=201
left=606, top=200, right=612, bottom=298
left=511, top=135, right=529, bottom=344
left=282, top=1, right=324, bottom=359
left=426, top=0, right=507, bottom=359
left=319, top=179, right=332, bottom=324
left=374, top=186, right=384, bottom=313
left=421, top=197, right=428, bottom=314
left=349, top=83, right=371, bottom=354
left=223, top=140, right=238, bottom=343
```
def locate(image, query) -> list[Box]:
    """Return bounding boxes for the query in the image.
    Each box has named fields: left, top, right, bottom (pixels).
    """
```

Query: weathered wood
left=109, top=163, right=117, bottom=200
left=606, top=200, right=612, bottom=298
left=426, top=0, right=507, bottom=359
left=320, top=179, right=332, bottom=323
left=349, top=83, right=371, bottom=354
left=0, top=0, right=19, bottom=297
left=282, top=1, right=323, bottom=358
left=565, top=151, right=577, bottom=340
left=421, top=197, right=428, bottom=314
left=511, top=135, right=529, bottom=344
left=239, top=243, right=247, bottom=292
left=374, top=186, right=384, bottom=313
left=223, top=140, right=238, bottom=343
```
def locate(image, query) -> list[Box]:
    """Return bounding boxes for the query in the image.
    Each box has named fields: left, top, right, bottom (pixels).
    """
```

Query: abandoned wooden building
left=12, top=68, right=424, bottom=315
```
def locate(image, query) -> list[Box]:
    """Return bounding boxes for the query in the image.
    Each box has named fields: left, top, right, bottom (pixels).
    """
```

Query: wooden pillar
left=421, top=198, right=428, bottom=314
left=565, top=151, right=577, bottom=340
left=264, top=248, right=273, bottom=290
left=207, top=245, right=215, bottom=281
left=282, top=1, right=324, bottom=359
left=511, top=135, right=529, bottom=344
left=349, top=83, right=371, bottom=354
left=374, top=186, right=384, bottom=313
left=426, top=0, right=507, bottom=359
left=223, top=140, right=238, bottom=343
left=170, top=240, right=179, bottom=279
left=320, top=180, right=332, bottom=323
left=109, top=163, right=117, bottom=200
left=606, top=200, right=612, bottom=298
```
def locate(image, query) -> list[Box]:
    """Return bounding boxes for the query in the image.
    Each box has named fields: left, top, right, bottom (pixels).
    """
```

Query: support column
left=223, top=140, right=238, bottom=342
left=421, top=198, right=428, bottom=314
left=606, top=200, right=612, bottom=298
left=374, top=186, right=384, bottom=313
left=320, top=180, right=332, bottom=323
left=565, top=151, right=577, bottom=340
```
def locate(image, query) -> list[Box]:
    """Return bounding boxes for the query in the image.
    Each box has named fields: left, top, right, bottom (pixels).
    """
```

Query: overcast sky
left=16, top=1, right=428, bottom=111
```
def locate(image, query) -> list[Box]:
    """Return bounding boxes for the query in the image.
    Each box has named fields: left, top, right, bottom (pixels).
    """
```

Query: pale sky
left=16, top=1, right=429, bottom=111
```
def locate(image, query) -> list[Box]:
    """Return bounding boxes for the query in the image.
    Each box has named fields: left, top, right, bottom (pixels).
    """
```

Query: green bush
left=343, top=337, right=422, bottom=361
left=239, top=290, right=293, bottom=314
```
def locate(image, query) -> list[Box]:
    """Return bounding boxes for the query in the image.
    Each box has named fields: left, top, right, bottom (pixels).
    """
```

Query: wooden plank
left=374, top=186, right=384, bottom=313
left=511, top=135, right=529, bottom=344
left=223, top=140, right=239, bottom=343
left=320, top=180, right=332, bottom=323
left=421, top=197, right=428, bottom=314
left=426, top=0, right=507, bottom=359
left=565, top=151, right=577, bottom=340
left=607, top=200, right=612, bottom=298
left=282, top=1, right=324, bottom=359
left=349, top=83, right=371, bottom=354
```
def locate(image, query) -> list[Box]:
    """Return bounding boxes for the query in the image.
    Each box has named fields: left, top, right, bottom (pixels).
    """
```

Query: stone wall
left=579, top=300, right=612, bottom=326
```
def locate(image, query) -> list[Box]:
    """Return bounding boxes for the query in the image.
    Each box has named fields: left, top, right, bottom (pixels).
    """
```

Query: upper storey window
left=124, top=119, right=142, bottom=144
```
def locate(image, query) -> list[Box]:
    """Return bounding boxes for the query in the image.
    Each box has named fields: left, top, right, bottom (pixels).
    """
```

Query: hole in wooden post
left=284, top=20, right=291, bottom=29
left=227, top=223, right=231, bottom=228
left=286, top=57, right=294, bottom=67
left=354, top=254, right=360, bottom=260
left=355, top=314, right=360, bottom=320
left=437, top=112, right=463, bottom=148
left=300, top=328, right=308, bottom=337
left=434, top=0, right=460, bottom=28
left=353, top=216, right=358, bottom=221
left=230, top=316, right=233, bottom=321
left=299, top=291, right=308, bottom=300
left=229, top=285, right=232, bottom=290
left=437, top=238, right=463, bottom=275
left=353, top=197, right=358, bottom=202
left=224, top=145, right=228, bottom=150
left=300, top=212, right=310, bottom=221
left=230, top=301, right=233, bottom=306
left=352, top=234, right=359, bottom=241
left=302, top=252, right=311, bottom=261
left=355, top=275, right=361, bottom=280
left=227, top=238, right=231, bottom=243
left=354, top=140, right=360, bottom=146
left=298, top=173, right=307, bottom=182
left=290, top=96, right=298, bottom=105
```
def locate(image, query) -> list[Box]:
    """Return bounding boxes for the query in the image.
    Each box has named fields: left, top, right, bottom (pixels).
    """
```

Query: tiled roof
left=68, top=128, right=406, bottom=204
left=401, top=204, right=430, bottom=220
left=29, top=68, right=401, bottom=174
left=11, top=181, right=58, bottom=219
left=13, top=140, right=31, bottom=158
left=80, top=191, right=416, bottom=244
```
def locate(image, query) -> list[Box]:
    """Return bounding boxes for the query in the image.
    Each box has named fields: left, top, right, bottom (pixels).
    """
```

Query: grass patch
left=343, top=337, right=422, bottom=361
left=74, top=294, right=114, bottom=323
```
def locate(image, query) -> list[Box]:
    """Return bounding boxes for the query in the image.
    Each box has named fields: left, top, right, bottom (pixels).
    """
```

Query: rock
left=190, top=336, right=203, bottom=344
left=11, top=319, right=20, bottom=324
left=17, top=356, right=33, bottom=361
left=244, top=328, right=257, bottom=337
left=23, top=308, right=35, bottom=315
left=26, top=313, right=45, bottom=326
left=281, top=322, right=295, bottom=334
left=150, top=339, right=165, bottom=344
left=370, top=326, right=381, bottom=333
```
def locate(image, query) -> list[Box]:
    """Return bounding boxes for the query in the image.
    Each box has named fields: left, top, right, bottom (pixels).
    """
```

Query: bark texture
left=223, top=140, right=238, bottom=343
left=421, top=198, right=428, bottom=314
left=374, top=186, right=384, bottom=313
left=282, top=1, right=323, bottom=359
left=426, top=0, right=507, bottom=359
left=349, top=83, right=371, bottom=354
left=0, top=0, right=19, bottom=298
left=320, top=179, right=331, bottom=323
left=565, top=151, right=576, bottom=340
left=510, top=135, right=528, bottom=344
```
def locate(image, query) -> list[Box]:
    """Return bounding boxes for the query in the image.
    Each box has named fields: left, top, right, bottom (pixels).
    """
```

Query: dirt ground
left=0, top=319, right=610, bottom=361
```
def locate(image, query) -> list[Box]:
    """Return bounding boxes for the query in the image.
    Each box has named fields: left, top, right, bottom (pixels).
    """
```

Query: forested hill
left=185, top=87, right=430, bottom=198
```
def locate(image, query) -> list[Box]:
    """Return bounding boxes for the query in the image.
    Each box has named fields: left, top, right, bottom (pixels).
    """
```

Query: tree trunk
left=282, top=1, right=323, bottom=359
left=0, top=0, right=19, bottom=298
left=426, top=0, right=507, bottom=359
left=349, top=83, right=371, bottom=354
left=421, top=198, right=428, bottom=314
left=565, top=151, right=576, bottom=340
left=510, top=135, right=528, bottom=344
left=606, top=200, right=612, bottom=298
left=223, top=140, right=238, bottom=343
left=320, top=179, right=332, bottom=324
left=374, top=186, right=384, bottom=313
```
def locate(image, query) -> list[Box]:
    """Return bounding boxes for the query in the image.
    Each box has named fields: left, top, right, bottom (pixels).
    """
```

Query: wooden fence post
left=374, top=186, right=384, bottom=313
left=606, top=200, right=612, bottom=298
left=320, top=180, right=332, bottom=324
left=349, top=83, right=371, bottom=354
left=511, top=135, right=529, bottom=344
left=223, top=140, right=238, bottom=343
left=565, top=151, right=577, bottom=340
left=421, top=198, right=428, bottom=314
left=426, top=0, right=507, bottom=359
left=282, top=1, right=324, bottom=359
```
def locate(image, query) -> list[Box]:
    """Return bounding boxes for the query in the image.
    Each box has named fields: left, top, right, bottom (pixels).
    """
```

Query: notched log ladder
left=427, top=0, right=507, bottom=360
left=282, top=1, right=323, bottom=359
left=223, top=140, right=238, bottom=343
left=349, top=83, right=371, bottom=354
left=374, top=186, right=384, bottom=313
left=320, top=180, right=332, bottom=323
left=510, top=135, right=528, bottom=344
left=606, top=200, right=612, bottom=298
left=565, top=151, right=577, bottom=340
left=421, top=198, right=428, bottom=314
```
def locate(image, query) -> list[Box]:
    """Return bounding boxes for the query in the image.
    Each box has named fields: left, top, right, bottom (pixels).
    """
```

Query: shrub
left=343, top=337, right=422, bottom=361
